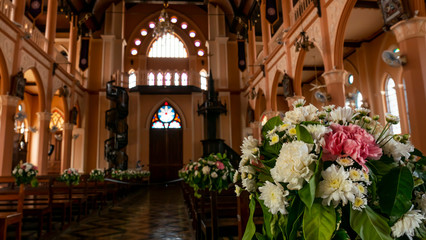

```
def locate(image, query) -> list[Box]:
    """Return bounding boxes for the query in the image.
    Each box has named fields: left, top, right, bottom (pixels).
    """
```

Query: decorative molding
left=0, top=31, right=14, bottom=74
left=391, top=17, right=426, bottom=42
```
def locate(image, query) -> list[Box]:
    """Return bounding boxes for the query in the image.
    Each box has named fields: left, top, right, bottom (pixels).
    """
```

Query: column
left=61, top=123, right=73, bottom=171
left=68, top=15, right=78, bottom=74
left=0, top=95, right=20, bottom=175
left=322, top=70, right=347, bottom=107
left=36, top=112, right=51, bottom=175
left=281, top=0, right=291, bottom=28
left=286, top=96, right=305, bottom=110
left=44, top=0, right=58, bottom=56
left=247, top=23, right=256, bottom=75
left=12, top=0, right=25, bottom=25
left=391, top=17, right=426, bottom=152
left=260, top=0, right=271, bottom=56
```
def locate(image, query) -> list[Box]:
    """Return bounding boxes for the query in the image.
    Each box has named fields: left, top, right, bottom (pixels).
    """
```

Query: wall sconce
left=295, top=31, right=314, bottom=52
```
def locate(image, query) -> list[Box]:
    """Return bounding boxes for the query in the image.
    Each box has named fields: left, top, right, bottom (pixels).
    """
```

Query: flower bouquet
left=179, top=153, right=236, bottom=197
left=111, top=168, right=125, bottom=180
left=235, top=100, right=426, bottom=240
left=59, top=168, right=80, bottom=186
left=89, top=169, right=105, bottom=182
left=12, top=162, right=38, bottom=187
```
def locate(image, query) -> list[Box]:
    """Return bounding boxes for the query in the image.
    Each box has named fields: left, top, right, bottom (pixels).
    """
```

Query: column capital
left=0, top=95, right=20, bottom=107
left=391, top=17, right=426, bottom=42
left=322, top=70, right=349, bottom=85
left=36, top=112, right=51, bottom=121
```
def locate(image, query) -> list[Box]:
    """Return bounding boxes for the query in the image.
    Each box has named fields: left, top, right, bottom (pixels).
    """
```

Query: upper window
left=151, top=102, right=182, bottom=129
left=355, top=91, right=363, bottom=108
left=200, top=70, right=207, bottom=91
left=129, top=70, right=136, bottom=89
left=50, top=110, right=65, bottom=131
left=148, top=33, right=188, bottom=58
left=385, top=76, right=401, bottom=134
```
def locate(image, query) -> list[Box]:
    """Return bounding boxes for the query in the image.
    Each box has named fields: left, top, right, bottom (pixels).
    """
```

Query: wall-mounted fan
left=382, top=50, right=407, bottom=67
left=314, top=91, right=330, bottom=103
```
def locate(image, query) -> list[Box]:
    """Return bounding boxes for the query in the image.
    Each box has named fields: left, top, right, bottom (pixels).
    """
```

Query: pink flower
left=67, top=170, right=71, bottom=174
left=323, top=124, right=382, bottom=171
left=216, top=161, right=225, bottom=170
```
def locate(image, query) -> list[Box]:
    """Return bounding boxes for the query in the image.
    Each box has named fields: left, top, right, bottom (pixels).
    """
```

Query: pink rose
left=323, top=124, right=382, bottom=171
left=216, top=161, right=225, bottom=170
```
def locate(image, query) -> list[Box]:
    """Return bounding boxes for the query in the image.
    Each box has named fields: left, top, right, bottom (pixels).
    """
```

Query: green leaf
left=30, top=178, right=38, bottom=188
left=296, top=124, right=314, bottom=144
left=263, top=141, right=282, bottom=157
left=332, top=229, right=350, bottom=240
left=258, top=197, right=273, bottom=239
left=286, top=196, right=305, bottom=240
left=262, top=116, right=283, bottom=137
left=243, top=196, right=257, bottom=240
left=278, top=213, right=288, bottom=239
left=302, top=202, right=336, bottom=240
left=255, top=232, right=267, bottom=240
left=366, top=160, right=397, bottom=178
left=350, top=206, right=393, bottom=240
left=378, top=167, right=414, bottom=220
left=299, top=160, right=322, bottom=209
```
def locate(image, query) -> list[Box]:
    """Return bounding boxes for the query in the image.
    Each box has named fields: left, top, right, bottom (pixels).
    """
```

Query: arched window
left=165, top=72, right=171, bottom=86
left=200, top=70, right=207, bottom=91
left=174, top=72, right=180, bottom=86
left=148, top=33, right=188, bottom=58
left=128, top=69, right=136, bottom=89
left=181, top=73, right=188, bottom=86
left=148, top=72, right=155, bottom=86
left=151, top=102, right=182, bottom=129
left=385, top=76, right=401, bottom=134
left=50, top=110, right=65, bottom=131
left=355, top=91, right=363, bottom=108
left=157, top=72, right=163, bottom=86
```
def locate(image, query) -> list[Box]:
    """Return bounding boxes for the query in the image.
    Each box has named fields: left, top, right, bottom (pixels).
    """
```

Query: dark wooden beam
left=303, top=66, right=324, bottom=71
left=344, top=41, right=362, bottom=48
left=354, top=1, right=379, bottom=9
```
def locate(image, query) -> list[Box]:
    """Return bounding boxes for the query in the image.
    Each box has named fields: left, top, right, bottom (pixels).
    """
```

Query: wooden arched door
left=149, top=102, right=183, bottom=182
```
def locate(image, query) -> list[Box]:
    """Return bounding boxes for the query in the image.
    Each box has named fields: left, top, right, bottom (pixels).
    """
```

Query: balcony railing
left=22, top=17, right=48, bottom=51
left=0, top=0, right=14, bottom=20
left=292, top=0, right=314, bottom=22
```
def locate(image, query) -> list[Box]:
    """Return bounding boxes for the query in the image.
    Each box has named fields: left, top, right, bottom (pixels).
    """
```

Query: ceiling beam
left=354, top=1, right=379, bottom=9
left=303, top=66, right=324, bottom=71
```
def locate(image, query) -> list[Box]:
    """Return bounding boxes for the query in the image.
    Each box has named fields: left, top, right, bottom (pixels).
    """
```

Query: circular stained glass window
left=151, top=102, right=182, bottom=129
left=348, top=74, right=354, bottom=85
left=158, top=105, right=175, bottom=123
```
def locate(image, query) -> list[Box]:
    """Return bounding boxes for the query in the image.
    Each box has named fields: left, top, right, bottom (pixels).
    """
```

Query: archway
left=0, top=48, right=9, bottom=95
left=149, top=101, right=183, bottom=182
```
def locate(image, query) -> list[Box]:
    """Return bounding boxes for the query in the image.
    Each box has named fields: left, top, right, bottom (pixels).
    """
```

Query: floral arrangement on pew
left=179, top=153, right=236, bottom=198
left=59, top=168, right=80, bottom=186
left=12, top=162, right=38, bottom=187
left=234, top=100, right=426, bottom=240
left=89, top=169, right=105, bottom=182
left=110, top=169, right=150, bottom=181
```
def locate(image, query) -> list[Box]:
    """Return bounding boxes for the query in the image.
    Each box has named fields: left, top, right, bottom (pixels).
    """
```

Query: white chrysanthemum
left=239, top=157, right=249, bottom=168
left=303, top=124, right=331, bottom=142
left=292, top=99, right=306, bottom=108
left=270, top=141, right=317, bottom=190
left=12, top=169, right=17, bottom=175
left=18, top=169, right=23, bottom=175
left=241, top=136, right=259, bottom=160
left=235, top=185, right=242, bottom=197
left=233, top=171, right=239, bottom=183
left=391, top=209, right=424, bottom=239
left=354, top=183, right=367, bottom=196
left=355, top=108, right=370, bottom=116
left=421, top=194, right=426, bottom=216
left=211, top=172, right=218, bottom=178
left=336, top=157, right=354, bottom=167
left=284, top=104, right=318, bottom=124
left=239, top=165, right=256, bottom=175
left=266, top=127, right=277, bottom=137
left=259, top=181, right=289, bottom=214
left=317, top=165, right=356, bottom=207
left=352, top=196, right=367, bottom=211
left=348, top=168, right=362, bottom=181
left=382, top=138, right=414, bottom=161
left=329, top=107, right=355, bottom=124
left=242, top=178, right=257, bottom=192
left=386, top=113, right=400, bottom=124
left=322, top=105, right=335, bottom=112
left=277, top=123, right=290, bottom=132
left=269, top=133, right=279, bottom=145
left=202, top=166, right=210, bottom=175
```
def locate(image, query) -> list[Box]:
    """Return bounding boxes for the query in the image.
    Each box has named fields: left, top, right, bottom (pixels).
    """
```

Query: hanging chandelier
left=295, top=31, right=314, bottom=52
left=152, top=3, right=174, bottom=38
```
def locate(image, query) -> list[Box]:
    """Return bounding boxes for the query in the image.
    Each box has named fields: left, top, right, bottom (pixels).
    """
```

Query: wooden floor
left=35, top=183, right=194, bottom=240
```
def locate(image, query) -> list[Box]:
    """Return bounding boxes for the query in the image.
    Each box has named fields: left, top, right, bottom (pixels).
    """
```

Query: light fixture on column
left=294, top=31, right=314, bottom=52
left=152, top=2, right=174, bottom=38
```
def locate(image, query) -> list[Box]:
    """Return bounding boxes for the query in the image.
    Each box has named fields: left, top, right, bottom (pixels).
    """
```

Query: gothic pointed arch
left=23, top=68, right=46, bottom=112
left=0, top=48, right=9, bottom=95
left=145, top=98, right=186, bottom=129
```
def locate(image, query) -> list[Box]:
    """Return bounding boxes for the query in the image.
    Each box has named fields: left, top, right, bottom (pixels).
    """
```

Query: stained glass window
left=355, top=91, right=363, bottom=108
left=151, top=102, right=182, bottom=129
left=181, top=73, right=188, bottom=86
left=200, top=70, right=207, bottom=90
left=157, top=72, right=163, bottom=86
left=129, top=69, right=136, bottom=89
left=174, top=72, right=180, bottom=86
left=165, top=72, right=171, bottom=86
left=49, top=110, right=65, bottom=130
left=148, top=33, right=188, bottom=58
left=148, top=72, right=155, bottom=86
left=385, top=76, right=401, bottom=134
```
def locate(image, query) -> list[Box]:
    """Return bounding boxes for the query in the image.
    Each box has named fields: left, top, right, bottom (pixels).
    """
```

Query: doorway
left=149, top=102, right=183, bottom=182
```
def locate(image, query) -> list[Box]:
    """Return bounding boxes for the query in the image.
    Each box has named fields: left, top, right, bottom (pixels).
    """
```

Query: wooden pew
left=0, top=177, right=25, bottom=240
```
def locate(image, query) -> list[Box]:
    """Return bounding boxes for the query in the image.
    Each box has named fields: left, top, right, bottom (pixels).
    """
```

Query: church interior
left=0, top=0, right=425, bottom=239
